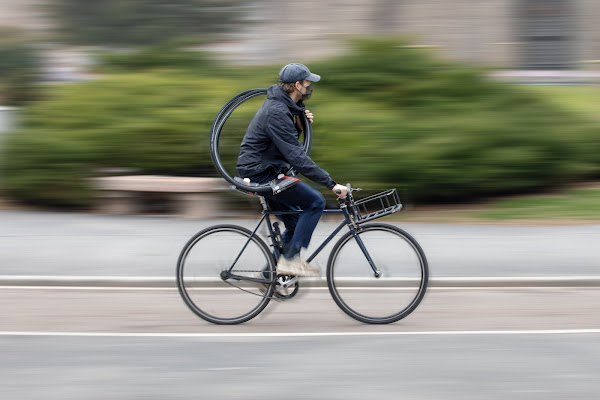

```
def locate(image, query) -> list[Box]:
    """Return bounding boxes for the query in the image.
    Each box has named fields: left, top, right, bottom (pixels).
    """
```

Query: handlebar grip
left=335, top=189, right=341, bottom=194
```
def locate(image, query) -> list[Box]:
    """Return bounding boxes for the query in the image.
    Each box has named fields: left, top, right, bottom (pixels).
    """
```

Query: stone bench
left=91, top=175, right=228, bottom=218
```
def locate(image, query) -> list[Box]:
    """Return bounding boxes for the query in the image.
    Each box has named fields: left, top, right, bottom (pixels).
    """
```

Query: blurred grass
left=523, top=86, right=600, bottom=122
left=476, top=186, right=600, bottom=221
left=393, top=183, right=600, bottom=223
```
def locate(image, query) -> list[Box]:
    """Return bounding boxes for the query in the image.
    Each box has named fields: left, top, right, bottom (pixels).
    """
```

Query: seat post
left=259, top=196, right=269, bottom=211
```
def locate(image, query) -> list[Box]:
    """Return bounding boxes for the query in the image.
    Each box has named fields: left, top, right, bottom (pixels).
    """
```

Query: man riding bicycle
left=236, top=63, right=347, bottom=276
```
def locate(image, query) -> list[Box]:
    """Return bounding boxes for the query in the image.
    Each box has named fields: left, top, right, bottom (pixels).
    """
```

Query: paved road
left=2, top=286, right=600, bottom=399
left=1, top=210, right=599, bottom=279
left=3, top=209, right=599, bottom=398
left=2, top=286, right=600, bottom=333
left=3, top=331, right=599, bottom=400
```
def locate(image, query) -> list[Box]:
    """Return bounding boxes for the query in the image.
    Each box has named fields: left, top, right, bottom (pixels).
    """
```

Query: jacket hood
left=267, top=84, right=305, bottom=115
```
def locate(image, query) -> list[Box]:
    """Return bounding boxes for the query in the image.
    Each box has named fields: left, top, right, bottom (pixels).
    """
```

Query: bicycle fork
left=337, top=198, right=381, bottom=278
left=348, top=224, right=381, bottom=278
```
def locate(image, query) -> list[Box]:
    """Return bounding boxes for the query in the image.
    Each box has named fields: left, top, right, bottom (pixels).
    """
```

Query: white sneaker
left=277, top=254, right=321, bottom=277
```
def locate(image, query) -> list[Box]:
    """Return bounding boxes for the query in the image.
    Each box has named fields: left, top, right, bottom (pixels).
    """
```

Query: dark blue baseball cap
left=278, top=63, right=321, bottom=83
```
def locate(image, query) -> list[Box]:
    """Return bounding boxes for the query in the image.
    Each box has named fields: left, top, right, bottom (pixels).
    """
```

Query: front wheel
left=176, top=224, right=276, bottom=325
left=327, top=223, right=428, bottom=324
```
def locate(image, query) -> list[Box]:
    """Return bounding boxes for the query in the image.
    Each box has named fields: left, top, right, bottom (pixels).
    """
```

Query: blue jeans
left=248, top=170, right=326, bottom=259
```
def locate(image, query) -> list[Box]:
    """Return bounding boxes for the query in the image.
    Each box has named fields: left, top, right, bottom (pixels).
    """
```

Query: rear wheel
left=176, top=224, right=276, bottom=324
left=327, top=223, right=428, bottom=324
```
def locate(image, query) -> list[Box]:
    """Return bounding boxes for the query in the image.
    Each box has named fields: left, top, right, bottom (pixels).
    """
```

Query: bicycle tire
left=326, top=223, right=428, bottom=324
left=176, top=224, right=276, bottom=324
left=209, top=88, right=312, bottom=193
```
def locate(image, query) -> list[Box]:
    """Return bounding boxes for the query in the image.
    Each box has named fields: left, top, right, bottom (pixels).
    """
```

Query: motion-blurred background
left=1, top=0, right=599, bottom=220
left=1, top=5, right=599, bottom=398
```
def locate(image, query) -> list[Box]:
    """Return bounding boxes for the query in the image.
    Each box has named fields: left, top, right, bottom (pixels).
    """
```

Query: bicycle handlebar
left=336, top=183, right=360, bottom=205
left=335, top=183, right=350, bottom=196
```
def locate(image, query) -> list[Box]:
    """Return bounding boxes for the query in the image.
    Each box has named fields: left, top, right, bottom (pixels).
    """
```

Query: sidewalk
left=1, top=209, right=599, bottom=286
left=2, top=275, right=600, bottom=288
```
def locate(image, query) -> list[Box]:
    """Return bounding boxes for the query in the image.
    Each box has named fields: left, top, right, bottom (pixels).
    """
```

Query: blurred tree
left=96, top=38, right=215, bottom=72
left=0, top=29, right=42, bottom=105
left=48, top=0, right=247, bottom=46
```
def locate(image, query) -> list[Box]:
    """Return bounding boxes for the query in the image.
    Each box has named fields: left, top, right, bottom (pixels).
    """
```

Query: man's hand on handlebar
left=332, top=184, right=348, bottom=199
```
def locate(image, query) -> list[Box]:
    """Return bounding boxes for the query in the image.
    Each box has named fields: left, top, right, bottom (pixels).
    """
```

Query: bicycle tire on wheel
left=176, top=224, right=276, bottom=325
left=326, top=223, right=428, bottom=324
left=209, top=88, right=312, bottom=193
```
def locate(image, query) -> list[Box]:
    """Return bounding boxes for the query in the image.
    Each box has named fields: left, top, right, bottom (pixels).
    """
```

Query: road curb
left=2, top=276, right=600, bottom=288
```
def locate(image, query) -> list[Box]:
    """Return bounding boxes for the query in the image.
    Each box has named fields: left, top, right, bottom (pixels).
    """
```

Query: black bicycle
left=177, top=88, right=428, bottom=324
left=176, top=184, right=428, bottom=325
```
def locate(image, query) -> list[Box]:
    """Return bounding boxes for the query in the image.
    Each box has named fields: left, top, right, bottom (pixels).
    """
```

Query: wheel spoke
left=327, top=223, right=428, bottom=324
left=176, top=225, right=275, bottom=324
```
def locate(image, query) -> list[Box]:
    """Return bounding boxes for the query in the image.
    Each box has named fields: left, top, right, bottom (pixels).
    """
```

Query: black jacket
left=236, top=84, right=336, bottom=189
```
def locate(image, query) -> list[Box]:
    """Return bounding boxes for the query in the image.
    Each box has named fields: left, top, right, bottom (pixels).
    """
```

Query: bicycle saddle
left=232, top=175, right=300, bottom=196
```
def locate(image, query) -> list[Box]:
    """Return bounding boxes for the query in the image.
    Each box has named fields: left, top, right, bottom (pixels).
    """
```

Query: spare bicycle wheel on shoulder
left=209, top=88, right=312, bottom=193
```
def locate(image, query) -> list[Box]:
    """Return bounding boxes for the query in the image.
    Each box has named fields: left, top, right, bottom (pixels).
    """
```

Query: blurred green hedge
left=1, top=73, right=239, bottom=207
left=2, top=37, right=598, bottom=207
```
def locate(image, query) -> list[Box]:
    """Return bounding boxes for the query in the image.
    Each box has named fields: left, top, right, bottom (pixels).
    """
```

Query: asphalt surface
left=3, top=286, right=600, bottom=333
left=4, top=331, right=599, bottom=400
left=1, top=209, right=599, bottom=281
left=2, top=286, right=600, bottom=399
left=2, top=209, right=600, bottom=399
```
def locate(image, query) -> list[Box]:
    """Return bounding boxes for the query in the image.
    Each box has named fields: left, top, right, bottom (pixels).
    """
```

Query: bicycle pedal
left=273, top=275, right=299, bottom=300
left=277, top=275, right=298, bottom=287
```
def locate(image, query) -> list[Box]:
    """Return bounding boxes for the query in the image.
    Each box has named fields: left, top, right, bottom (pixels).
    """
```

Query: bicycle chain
left=222, top=273, right=297, bottom=301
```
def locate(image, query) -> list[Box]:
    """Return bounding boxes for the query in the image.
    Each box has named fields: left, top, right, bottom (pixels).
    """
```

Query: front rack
left=349, top=188, right=402, bottom=224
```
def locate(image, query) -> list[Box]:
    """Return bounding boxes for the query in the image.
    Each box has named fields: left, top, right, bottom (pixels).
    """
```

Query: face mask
left=298, top=83, right=313, bottom=101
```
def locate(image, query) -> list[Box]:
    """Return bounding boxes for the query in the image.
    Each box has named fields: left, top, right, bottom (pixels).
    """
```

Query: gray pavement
left=1, top=209, right=599, bottom=283
left=2, top=286, right=600, bottom=399
left=3, top=286, right=600, bottom=333
left=4, top=208, right=599, bottom=399
left=4, top=331, right=599, bottom=400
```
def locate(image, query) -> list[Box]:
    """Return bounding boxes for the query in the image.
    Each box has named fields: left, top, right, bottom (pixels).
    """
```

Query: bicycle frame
left=223, top=196, right=381, bottom=285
